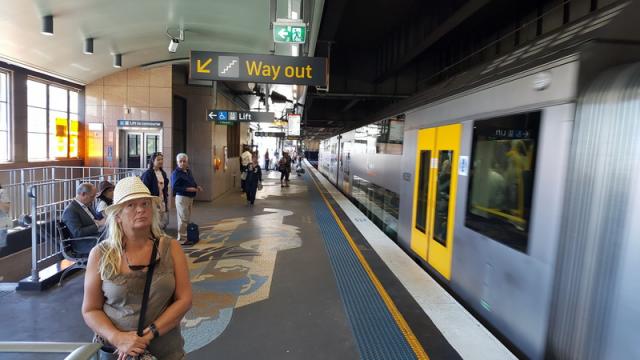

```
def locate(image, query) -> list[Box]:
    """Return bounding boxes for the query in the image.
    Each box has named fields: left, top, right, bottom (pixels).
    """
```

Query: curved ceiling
left=0, top=0, right=312, bottom=84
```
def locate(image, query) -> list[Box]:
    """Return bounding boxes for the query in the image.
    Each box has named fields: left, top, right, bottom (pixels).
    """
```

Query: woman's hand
left=197, top=185, right=204, bottom=192
left=112, top=331, right=150, bottom=359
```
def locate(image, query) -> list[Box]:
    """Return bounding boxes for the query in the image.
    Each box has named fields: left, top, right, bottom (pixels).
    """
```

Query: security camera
left=168, top=38, right=179, bottom=53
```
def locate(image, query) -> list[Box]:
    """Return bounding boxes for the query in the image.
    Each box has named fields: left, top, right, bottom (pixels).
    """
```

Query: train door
left=410, top=124, right=461, bottom=280
left=120, top=130, right=162, bottom=168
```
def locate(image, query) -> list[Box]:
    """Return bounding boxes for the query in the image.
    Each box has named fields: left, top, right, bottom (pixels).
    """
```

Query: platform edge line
left=308, top=168, right=430, bottom=360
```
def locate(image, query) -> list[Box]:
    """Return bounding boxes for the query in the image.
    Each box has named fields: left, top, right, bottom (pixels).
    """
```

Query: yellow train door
left=411, top=124, right=461, bottom=280
left=411, top=128, right=436, bottom=261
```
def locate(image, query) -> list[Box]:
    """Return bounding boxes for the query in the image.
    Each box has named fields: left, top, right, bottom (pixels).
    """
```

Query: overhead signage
left=117, top=120, right=163, bottom=128
left=286, top=135, right=301, bottom=141
left=273, top=22, right=307, bottom=44
left=191, top=51, right=327, bottom=86
left=255, top=132, right=285, bottom=137
left=288, top=114, right=301, bottom=136
left=207, top=110, right=275, bottom=125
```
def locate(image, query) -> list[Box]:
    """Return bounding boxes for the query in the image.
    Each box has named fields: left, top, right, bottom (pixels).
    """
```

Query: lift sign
left=190, top=51, right=327, bottom=86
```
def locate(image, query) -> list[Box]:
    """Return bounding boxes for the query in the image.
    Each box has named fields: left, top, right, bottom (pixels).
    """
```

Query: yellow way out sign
left=190, top=51, right=327, bottom=86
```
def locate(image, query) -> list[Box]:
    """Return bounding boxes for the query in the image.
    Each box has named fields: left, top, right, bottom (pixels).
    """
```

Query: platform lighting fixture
left=41, top=15, right=53, bottom=36
left=113, top=53, right=122, bottom=68
left=83, top=38, right=94, bottom=54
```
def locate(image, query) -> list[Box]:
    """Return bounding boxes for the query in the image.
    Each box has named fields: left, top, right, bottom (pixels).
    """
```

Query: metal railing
left=0, top=341, right=101, bottom=359
left=16, top=167, right=143, bottom=284
left=0, top=166, right=143, bottom=224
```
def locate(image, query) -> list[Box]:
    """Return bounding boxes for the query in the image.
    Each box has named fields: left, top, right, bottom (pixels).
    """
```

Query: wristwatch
left=148, top=323, right=160, bottom=339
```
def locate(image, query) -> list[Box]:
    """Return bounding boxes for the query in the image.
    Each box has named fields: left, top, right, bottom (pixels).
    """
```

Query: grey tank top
left=101, top=236, right=185, bottom=359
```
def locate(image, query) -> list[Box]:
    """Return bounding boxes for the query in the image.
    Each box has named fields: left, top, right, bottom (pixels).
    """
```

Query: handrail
left=0, top=341, right=99, bottom=354
left=65, top=343, right=101, bottom=360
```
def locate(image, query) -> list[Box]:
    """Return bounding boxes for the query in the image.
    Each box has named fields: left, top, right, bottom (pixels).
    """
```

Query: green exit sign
left=273, top=23, right=307, bottom=44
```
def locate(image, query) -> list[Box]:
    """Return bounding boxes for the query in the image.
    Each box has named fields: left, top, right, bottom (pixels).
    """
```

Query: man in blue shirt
left=171, top=153, right=203, bottom=243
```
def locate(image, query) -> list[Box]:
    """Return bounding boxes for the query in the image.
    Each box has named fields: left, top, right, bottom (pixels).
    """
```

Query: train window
left=433, top=150, right=453, bottom=245
left=415, top=150, right=431, bottom=233
left=465, top=111, right=540, bottom=253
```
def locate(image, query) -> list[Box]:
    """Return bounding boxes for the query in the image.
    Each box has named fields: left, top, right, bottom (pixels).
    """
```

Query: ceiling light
left=113, top=54, right=122, bottom=68
left=41, top=15, right=53, bottom=36
left=168, top=38, right=179, bottom=53
left=83, top=38, right=94, bottom=55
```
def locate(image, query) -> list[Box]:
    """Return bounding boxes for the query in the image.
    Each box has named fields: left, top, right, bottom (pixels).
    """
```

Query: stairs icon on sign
left=218, top=56, right=240, bottom=78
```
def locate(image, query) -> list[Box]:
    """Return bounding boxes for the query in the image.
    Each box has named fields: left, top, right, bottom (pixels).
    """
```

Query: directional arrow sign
left=197, top=58, right=212, bottom=73
left=191, top=51, right=327, bottom=86
left=273, top=23, right=306, bottom=44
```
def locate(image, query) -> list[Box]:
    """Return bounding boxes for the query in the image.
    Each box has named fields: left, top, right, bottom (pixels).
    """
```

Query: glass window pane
left=69, top=119, right=78, bottom=158
left=27, top=80, right=47, bottom=108
left=465, top=111, right=541, bottom=253
left=49, top=85, right=68, bottom=112
left=415, top=150, right=430, bottom=232
left=50, top=113, right=68, bottom=158
left=0, top=131, right=8, bottom=162
left=27, top=107, right=47, bottom=133
left=0, top=103, right=7, bottom=131
left=0, top=72, right=6, bottom=102
left=69, top=91, right=78, bottom=114
left=433, top=150, right=453, bottom=245
left=28, top=133, right=47, bottom=160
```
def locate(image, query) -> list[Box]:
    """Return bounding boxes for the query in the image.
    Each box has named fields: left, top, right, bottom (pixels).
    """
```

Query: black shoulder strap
left=137, top=238, right=159, bottom=336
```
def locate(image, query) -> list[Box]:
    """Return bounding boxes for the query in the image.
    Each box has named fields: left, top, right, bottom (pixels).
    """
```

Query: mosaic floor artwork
left=179, top=207, right=303, bottom=353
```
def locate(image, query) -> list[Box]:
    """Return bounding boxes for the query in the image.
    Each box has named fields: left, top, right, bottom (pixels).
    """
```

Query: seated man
left=62, top=183, right=106, bottom=238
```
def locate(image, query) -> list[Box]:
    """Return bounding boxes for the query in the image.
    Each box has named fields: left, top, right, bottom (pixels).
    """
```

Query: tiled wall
left=84, top=66, right=173, bottom=169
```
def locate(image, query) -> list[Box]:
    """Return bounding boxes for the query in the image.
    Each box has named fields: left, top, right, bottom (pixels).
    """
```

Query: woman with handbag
left=82, top=176, right=192, bottom=360
left=140, top=152, right=170, bottom=229
left=244, top=156, right=263, bottom=206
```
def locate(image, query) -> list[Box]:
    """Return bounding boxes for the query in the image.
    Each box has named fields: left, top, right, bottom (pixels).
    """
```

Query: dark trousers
left=280, top=171, right=289, bottom=182
left=265, top=160, right=269, bottom=170
left=246, top=185, right=257, bottom=204
left=240, top=165, right=246, bottom=191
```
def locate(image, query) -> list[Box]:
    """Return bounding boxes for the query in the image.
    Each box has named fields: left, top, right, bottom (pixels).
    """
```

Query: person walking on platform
left=245, top=156, right=263, bottom=206
left=264, top=150, right=270, bottom=172
left=279, top=152, right=292, bottom=187
left=141, top=152, right=170, bottom=229
left=240, top=146, right=252, bottom=192
left=82, top=176, right=192, bottom=360
left=171, top=153, right=203, bottom=244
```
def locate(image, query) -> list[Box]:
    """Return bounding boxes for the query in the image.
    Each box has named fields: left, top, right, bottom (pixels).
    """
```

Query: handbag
left=240, top=171, right=247, bottom=180
left=97, top=239, right=160, bottom=360
left=257, top=182, right=263, bottom=191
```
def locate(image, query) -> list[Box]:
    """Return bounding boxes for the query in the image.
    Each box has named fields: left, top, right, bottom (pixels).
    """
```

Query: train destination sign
left=207, top=110, right=275, bottom=125
left=191, top=51, right=327, bottom=86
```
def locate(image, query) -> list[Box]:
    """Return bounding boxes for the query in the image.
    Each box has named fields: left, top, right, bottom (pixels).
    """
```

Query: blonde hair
left=97, top=199, right=165, bottom=279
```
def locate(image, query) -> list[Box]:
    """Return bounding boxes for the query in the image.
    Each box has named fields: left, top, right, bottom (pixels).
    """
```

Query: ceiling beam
left=308, top=92, right=410, bottom=99
left=375, top=0, right=492, bottom=83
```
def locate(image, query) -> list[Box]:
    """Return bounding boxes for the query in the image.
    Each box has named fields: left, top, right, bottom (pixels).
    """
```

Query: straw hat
left=104, top=176, right=158, bottom=216
left=96, top=180, right=115, bottom=197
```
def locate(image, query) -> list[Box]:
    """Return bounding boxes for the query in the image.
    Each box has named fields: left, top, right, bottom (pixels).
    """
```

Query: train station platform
left=0, top=162, right=515, bottom=359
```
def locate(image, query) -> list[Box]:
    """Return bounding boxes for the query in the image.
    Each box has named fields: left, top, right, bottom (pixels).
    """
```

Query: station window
left=465, top=111, right=540, bottom=253
left=0, top=71, right=10, bottom=162
left=27, top=79, right=80, bottom=160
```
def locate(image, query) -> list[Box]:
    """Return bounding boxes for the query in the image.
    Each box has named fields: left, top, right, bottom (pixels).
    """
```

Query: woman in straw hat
left=82, top=176, right=192, bottom=359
